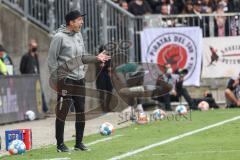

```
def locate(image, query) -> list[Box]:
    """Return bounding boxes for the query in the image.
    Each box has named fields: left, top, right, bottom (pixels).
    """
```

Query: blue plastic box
left=5, top=130, right=23, bottom=151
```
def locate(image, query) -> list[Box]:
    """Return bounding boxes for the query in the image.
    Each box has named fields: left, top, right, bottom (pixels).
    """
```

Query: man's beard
left=73, top=26, right=81, bottom=33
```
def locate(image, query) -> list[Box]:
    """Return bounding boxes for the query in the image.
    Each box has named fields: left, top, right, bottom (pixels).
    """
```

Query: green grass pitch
left=2, top=108, right=240, bottom=160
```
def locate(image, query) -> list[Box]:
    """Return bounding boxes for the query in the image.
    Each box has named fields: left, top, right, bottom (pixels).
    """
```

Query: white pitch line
left=42, top=158, right=71, bottom=160
left=39, top=135, right=123, bottom=160
left=109, top=115, right=240, bottom=160
left=86, top=135, right=123, bottom=146
left=152, top=149, right=240, bottom=156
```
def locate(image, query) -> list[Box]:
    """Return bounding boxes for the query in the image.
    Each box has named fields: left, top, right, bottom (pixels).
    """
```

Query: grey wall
left=0, top=3, right=105, bottom=113
left=0, top=4, right=56, bottom=112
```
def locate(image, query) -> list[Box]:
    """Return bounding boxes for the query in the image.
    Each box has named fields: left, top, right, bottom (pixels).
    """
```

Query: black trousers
left=156, top=88, right=195, bottom=110
left=55, top=78, right=85, bottom=146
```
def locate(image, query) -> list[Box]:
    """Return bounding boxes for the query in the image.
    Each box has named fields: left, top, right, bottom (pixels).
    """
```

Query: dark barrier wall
left=0, top=75, right=42, bottom=124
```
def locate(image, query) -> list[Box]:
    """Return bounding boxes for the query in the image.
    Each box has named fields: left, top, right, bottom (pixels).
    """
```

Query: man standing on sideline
left=20, top=39, right=39, bottom=74
left=48, top=10, right=110, bottom=152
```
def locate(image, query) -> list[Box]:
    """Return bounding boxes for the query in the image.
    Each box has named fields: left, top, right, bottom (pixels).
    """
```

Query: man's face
left=121, top=2, right=128, bottom=10
left=71, top=16, right=84, bottom=32
left=30, top=41, right=38, bottom=52
left=161, top=5, right=168, bottom=15
left=193, top=4, right=202, bottom=12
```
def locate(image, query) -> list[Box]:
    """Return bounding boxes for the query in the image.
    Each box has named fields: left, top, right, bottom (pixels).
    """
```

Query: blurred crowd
left=112, top=0, right=240, bottom=15
left=112, top=0, right=240, bottom=37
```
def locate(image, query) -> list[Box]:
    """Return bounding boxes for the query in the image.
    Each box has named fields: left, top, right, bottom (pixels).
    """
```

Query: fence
left=1, top=0, right=240, bottom=62
left=0, top=75, right=42, bottom=124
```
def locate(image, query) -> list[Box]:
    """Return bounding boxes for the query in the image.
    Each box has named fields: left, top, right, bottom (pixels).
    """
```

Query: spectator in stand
left=214, top=3, right=229, bottom=36
left=148, top=0, right=162, bottom=13
left=200, top=0, right=214, bottom=36
left=128, top=0, right=152, bottom=15
left=154, top=0, right=184, bottom=14
left=182, top=0, right=194, bottom=14
left=160, top=3, right=169, bottom=15
left=157, top=4, right=177, bottom=27
left=169, top=0, right=184, bottom=14
left=119, top=0, right=129, bottom=10
left=201, top=0, right=214, bottom=13
left=225, top=72, right=240, bottom=107
left=193, top=0, right=202, bottom=15
left=217, top=0, right=235, bottom=12
left=183, top=1, right=204, bottom=28
left=233, top=0, right=240, bottom=12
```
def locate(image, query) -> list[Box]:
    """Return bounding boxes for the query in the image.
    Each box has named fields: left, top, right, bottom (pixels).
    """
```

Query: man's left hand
left=96, top=50, right=111, bottom=63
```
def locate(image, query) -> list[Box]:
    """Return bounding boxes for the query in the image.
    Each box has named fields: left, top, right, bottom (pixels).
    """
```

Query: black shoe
left=57, top=143, right=70, bottom=152
left=74, top=143, right=90, bottom=151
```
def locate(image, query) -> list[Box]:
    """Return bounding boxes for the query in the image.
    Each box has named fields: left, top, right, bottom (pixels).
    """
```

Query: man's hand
left=170, top=89, right=177, bottom=96
left=96, top=50, right=111, bottom=63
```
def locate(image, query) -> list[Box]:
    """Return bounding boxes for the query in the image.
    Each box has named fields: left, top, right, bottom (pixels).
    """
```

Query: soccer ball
left=137, top=112, right=149, bottom=124
left=24, top=110, right=36, bottom=121
left=8, top=140, right=26, bottom=155
left=175, top=105, right=188, bottom=115
left=152, top=109, right=166, bottom=120
left=100, top=122, right=114, bottom=136
left=198, top=101, right=209, bottom=111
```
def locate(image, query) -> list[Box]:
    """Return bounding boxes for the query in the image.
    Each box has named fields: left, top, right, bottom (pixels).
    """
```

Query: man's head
left=161, top=4, right=169, bottom=15
left=193, top=0, right=202, bottom=13
left=120, top=1, right=128, bottom=10
left=29, top=39, right=38, bottom=53
left=65, top=10, right=85, bottom=32
left=185, top=0, right=193, bottom=12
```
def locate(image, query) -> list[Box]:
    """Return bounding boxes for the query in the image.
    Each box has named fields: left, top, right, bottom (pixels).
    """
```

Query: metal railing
left=142, top=13, right=240, bottom=37
left=1, top=0, right=136, bottom=61
left=1, top=0, right=240, bottom=62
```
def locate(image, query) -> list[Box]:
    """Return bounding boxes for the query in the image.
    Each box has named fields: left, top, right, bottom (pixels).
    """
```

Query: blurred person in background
left=225, top=72, right=240, bottom=107
left=154, top=0, right=184, bottom=14
left=20, top=39, right=48, bottom=113
left=0, top=58, right=7, bottom=75
left=193, top=90, right=219, bottom=109
left=119, top=0, right=129, bottom=10
left=158, top=4, right=177, bottom=27
left=0, top=44, right=13, bottom=75
left=182, top=0, right=194, bottom=14
left=214, top=3, right=229, bottom=36
left=149, top=0, right=162, bottom=13
left=201, top=0, right=214, bottom=13
left=216, top=0, right=235, bottom=12
left=96, top=45, right=113, bottom=112
left=128, top=0, right=152, bottom=15
left=20, top=39, right=40, bottom=74
left=154, top=63, right=195, bottom=110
